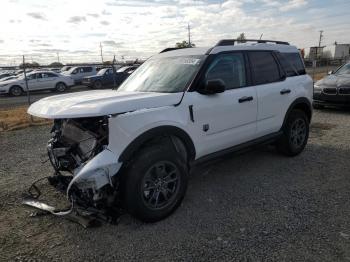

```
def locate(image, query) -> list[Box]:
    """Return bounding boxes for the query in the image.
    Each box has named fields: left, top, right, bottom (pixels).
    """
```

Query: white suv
left=28, top=39, right=313, bottom=222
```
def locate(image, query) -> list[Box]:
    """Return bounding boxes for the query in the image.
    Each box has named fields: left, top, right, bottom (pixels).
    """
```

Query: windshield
left=117, top=56, right=204, bottom=93
left=117, top=67, right=130, bottom=73
left=97, top=68, right=109, bottom=75
left=335, top=63, right=350, bottom=75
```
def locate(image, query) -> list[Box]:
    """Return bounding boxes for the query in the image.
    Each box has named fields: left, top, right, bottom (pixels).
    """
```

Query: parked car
left=28, top=39, right=313, bottom=222
left=82, top=66, right=138, bottom=89
left=0, top=73, right=14, bottom=80
left=62, top=66, right=97, bottom=85
left=50, top=68, right=61, bottom=73
left=0, top=75, right=18, bottom=82
left=60, top=66, right=72, bottom=73
left=313, top=62, right=350, bottom=108
left=0, top=71, right=74, bottom=96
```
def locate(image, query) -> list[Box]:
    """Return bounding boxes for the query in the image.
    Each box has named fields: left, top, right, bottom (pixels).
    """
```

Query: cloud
left=102, top=40, right=123, bottom=47
left=102, top=10, right=112, bottom=15
left=34, top=48, right=67, bottom=52
left=9, top=19, right=21, bottom=23
left=87, top=13, right=99, bottom=18
left=27, top=12, right=47, bottom=20
left=100, top=20, right=110, bottom=25
left=261, top=0, right=308, bottom=11
left=67, top=16, right=86, bottom=24
left=280, top=0, right=307, bottom=11
left=0, top=40, right=4, bottom=44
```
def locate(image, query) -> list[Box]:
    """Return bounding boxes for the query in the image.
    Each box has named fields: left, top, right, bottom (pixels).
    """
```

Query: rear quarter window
left=279, top=52, right=306, bottom=77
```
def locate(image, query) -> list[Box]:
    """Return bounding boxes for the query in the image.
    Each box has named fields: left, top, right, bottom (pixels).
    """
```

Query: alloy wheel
left=290, top=118, right=306, bottom=148
left=141, top=161, right=180, bottom=210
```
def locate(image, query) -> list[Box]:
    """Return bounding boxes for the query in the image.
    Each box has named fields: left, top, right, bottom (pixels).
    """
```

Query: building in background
left=304, top=46, right=325, bottom=60
left=323, top=43, right=350, bottom=59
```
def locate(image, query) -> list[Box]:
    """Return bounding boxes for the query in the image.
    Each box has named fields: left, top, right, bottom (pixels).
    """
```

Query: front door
left=187, top=52, right=258, bottom=158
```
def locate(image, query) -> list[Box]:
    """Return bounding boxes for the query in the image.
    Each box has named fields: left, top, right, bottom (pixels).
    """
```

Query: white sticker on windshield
left=179, top=58, right=201, bottom=65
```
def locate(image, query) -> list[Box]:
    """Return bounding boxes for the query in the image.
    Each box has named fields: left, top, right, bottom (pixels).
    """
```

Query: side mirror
left=202, top=79, right=226, bottom=95
left=328, top=70, right=334, bottom=75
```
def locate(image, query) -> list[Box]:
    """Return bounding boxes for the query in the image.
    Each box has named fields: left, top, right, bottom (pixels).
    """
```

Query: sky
left=0, top=0, right=349, bottom=65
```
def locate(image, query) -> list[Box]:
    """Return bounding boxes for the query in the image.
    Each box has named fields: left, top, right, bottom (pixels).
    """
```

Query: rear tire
left=9, top=86, right=23, bottom=96
left=277, top=109, right=309, bottom=156
left=122, top=141, right=188, bottom=222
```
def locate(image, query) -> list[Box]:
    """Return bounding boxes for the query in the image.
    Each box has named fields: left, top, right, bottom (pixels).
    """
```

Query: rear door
left=37, top=72, right=58, bottom=90
left=248, top=51, right=293, bottom=136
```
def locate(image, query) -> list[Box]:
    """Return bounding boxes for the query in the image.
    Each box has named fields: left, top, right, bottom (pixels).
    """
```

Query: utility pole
left=187, top=23, right=191, bottom=47
left=57, top=52, right=60, bottom=63
left=259, top=33, right=263, bottom=40
left=100, top=42, right=104, bottom=64
left=318, top=30, right=324, bottom=47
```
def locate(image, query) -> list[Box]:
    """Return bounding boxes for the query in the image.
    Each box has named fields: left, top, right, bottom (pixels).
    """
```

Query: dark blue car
left=82, top=66, right=138, bottom=89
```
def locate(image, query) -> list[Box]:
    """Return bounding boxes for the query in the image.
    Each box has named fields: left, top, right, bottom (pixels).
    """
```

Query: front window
left=118, top=56, right=204, bottom=93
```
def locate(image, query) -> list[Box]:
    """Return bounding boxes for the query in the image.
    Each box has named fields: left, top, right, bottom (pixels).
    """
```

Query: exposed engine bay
left=23, top=117, right=123, bottom=226
left=48, top=117, right=108, bottom=173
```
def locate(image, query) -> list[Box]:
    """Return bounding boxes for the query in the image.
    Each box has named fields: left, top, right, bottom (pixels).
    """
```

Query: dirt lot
left=1, top=109, right=350, bottom=261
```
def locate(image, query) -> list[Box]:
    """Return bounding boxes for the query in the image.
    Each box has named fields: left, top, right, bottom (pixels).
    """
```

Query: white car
left=62, top=66, right=97, bottom=85
left=0, top=71, right=74, bottom=96
left=28, top=39, right=313, bottom=222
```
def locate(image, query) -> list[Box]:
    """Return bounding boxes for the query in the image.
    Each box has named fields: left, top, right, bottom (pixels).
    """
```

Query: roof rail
left=160, top=47, right=190, bottom=53
left=215, top=39, right=290, bottom=46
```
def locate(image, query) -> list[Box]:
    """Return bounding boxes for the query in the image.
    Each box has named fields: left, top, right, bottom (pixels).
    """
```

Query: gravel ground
left=1, top=109, right=350, bottom=261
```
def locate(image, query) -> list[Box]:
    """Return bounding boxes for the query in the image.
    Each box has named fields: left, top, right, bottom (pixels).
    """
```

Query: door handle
left=238, top=96, right=253, bottom=103
left=280, top=89, right=291, bottom=95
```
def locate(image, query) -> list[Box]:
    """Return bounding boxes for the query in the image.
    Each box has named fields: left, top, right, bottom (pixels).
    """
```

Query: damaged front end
left=24, top=116, right=123, bottom=225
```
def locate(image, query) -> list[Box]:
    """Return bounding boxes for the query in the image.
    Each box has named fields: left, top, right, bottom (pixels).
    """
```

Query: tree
left=237, top=33, right=246, bottom=43
left=175, top=40, right=195, bottom=48
left=49, top=62, right=63, bottom=67
left=19, top=62, right=40, bottom=69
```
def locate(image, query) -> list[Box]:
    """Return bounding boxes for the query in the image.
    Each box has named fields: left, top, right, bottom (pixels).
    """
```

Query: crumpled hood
left=316, top=74, right=350, bottom=87
left=28, top=90, right=183, bottom=119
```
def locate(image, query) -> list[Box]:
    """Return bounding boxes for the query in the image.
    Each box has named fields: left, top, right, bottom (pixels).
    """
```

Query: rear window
left=248, top=51, right=281, bottom=85
left=83, top=67, right=93, bottom=73
left=279, top=52, right=306, bottom=77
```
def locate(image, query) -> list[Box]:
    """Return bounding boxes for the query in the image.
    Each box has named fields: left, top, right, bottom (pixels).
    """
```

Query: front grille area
left=323, top=87, right=337, bottom=95
left=338, top=87, right=350, bottom=95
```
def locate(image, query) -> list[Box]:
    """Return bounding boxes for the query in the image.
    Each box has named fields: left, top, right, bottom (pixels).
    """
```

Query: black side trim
left=189, top=105, right=194, bottom=122
left=194, top=131, right=283, bottom=165
left=118, top=126, right=196, bottom=162
left=282, top=97, right=312, bottom=127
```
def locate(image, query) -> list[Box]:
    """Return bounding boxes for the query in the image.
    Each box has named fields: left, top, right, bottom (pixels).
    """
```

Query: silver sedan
left=0, top=71, right=75, bottom=96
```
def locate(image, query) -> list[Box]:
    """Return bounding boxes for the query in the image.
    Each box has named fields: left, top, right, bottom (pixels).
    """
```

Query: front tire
left=93, top=80, right=103, bottom=89
left=9, top=86, right=23, bottom=96
left=122, top=142, right=188, bottom=222
left=277, top=109, right=309, bottom=156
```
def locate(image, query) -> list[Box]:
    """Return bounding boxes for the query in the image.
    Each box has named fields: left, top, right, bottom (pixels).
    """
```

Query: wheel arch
left=118, top=125, right=196, bottom=163
left=9, top=85, right=24, bottom=94
left=282, top=97, right=312, bottom=128
left=56, top=81, right=67, bottom=87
